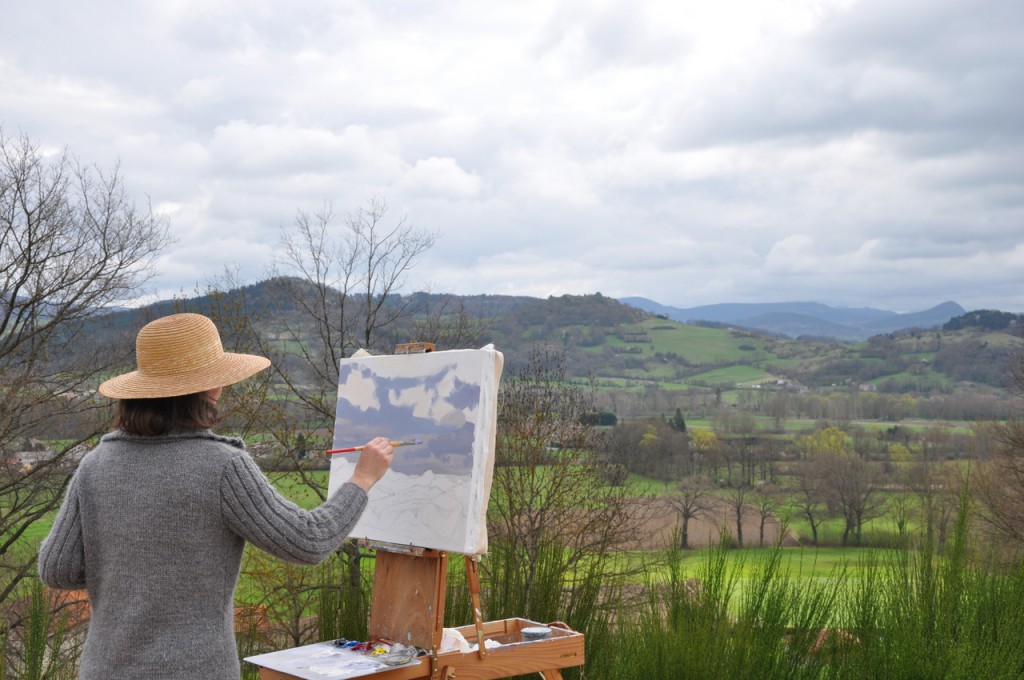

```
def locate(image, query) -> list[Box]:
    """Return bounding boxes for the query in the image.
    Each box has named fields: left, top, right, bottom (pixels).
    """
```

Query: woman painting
left=39, top=313, right=395, bottom=679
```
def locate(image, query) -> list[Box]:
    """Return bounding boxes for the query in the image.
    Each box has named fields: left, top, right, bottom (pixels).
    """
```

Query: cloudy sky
left=2, top=0, right=1022, bottom=312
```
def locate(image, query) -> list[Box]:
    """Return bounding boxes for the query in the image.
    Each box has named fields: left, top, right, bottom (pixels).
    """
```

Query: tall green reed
left=831, top=495, right=1024, bottom=679
left=316, top=554, right=371, bottom=642
left=235, top=495, right=1024, bottom=680
left=597, top=494, right=1024, bottom=680
left=1, top=582, right=76, bottom=680
left=605, top=540, right=842, bottom=680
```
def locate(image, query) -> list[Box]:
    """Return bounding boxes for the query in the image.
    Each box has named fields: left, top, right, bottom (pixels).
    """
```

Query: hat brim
left=99, top=352, right=271, bottom=399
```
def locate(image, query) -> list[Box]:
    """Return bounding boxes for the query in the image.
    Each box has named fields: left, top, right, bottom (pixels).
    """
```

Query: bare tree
left=767, top=392, right=789, bottom=432
left=487, top=345, right=645, bottom=623
left=173, top=200, right=485, bottom=631
left=793, top=426, right=887, bottom=546
left=752, top=484, right=781, bottom=547
left=909, top=459, right=963, bottom=548
left=170, top=269, right=275, bottom=441
left=791, top=464, right=826, bottom=546
left=404, top=291, right=490, bottom=351
left=723, top=483, right=750, bottom=548
left=272, top=196, right=436, bottom=377
left=971, top=351, right=1024, bottom=548
left=975, top=419, right=1024, bottom=546
left=667, top=477, right=712, bottom=549
left=0, top=131, right=170, bottom=615
left=231, top=198, right=441, bottom=472
left=609, top=418, right=689, bottom=480
left=809, top=452, right=885, bottom=546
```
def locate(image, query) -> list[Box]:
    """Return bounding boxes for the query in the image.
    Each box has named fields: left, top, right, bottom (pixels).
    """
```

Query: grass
left=266, top=469, right=330, bottom=508
left=623, top=473, right=677, bottom=496
left=21, top=518, right=54, bottom=545
left=615, top=546, right=899, bottom=583
left=593, top=507, right=1024, bottom=679
left=867, top=369, right=955, bottom=388
left=591, top=319, right=788, bottom=366
left=688, top=365, right=775, bottom=385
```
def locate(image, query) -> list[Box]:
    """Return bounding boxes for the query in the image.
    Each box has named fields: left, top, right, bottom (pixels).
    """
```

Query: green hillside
left=93, top=283, right=1023, bottom=420
left=473, top=294, right=1024, bottom=423
left=486, top=295, right=1018, bottom=387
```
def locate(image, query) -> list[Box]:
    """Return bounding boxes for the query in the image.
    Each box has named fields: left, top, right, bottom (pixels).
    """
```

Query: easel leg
left=464, top=555, right=487, bottom=659
left=539, top=671, right=564, bottom=679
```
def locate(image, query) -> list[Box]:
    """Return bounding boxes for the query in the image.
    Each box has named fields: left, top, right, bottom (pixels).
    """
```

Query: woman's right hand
left=348, top=437, right=395, bottom=492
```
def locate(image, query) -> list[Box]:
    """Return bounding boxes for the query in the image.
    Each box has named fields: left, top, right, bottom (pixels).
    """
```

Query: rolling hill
left=620, top=297, right=966, bottom=340
left=90, top=281, right=1022, bottom=408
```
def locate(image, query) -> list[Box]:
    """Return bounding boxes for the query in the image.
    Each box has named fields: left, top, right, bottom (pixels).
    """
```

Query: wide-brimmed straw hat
left=98, top=313, right=271, bottom=399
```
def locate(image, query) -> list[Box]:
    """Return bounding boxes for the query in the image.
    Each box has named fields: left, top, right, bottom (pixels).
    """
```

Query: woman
left=38, top=313, right=394, bottom=679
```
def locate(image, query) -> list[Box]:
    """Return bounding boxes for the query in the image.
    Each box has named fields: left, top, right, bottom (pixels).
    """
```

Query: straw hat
left=98, top=313, right=271, bottom=399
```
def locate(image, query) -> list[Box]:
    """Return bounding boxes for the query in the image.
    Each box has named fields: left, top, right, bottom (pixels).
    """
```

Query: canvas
left=327, top=347, right=504, bottom=555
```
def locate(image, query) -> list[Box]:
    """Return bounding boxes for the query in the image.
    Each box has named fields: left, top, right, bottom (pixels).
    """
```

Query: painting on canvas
left=326, top=347, right=504, bottom=555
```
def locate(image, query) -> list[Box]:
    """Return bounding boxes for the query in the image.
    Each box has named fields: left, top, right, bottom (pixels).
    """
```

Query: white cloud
left=1, top=0, right=1022, bottom=312
left=208, top=121, right=402, bottom=177
left=399, top=158, right=482, bottom=199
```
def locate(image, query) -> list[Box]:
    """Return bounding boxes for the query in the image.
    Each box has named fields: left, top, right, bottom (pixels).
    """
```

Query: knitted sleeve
left=220, top=454, right=368, bottom=565
left=38, top=471, right=87, bottom=590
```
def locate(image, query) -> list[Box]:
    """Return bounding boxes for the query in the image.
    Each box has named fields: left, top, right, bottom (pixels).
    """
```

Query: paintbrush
left=324, top=439, right=423, bottom=456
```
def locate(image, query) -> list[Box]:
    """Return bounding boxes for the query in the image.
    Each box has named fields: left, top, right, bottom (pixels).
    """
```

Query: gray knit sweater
left=38, top=429, right=368, bottom=680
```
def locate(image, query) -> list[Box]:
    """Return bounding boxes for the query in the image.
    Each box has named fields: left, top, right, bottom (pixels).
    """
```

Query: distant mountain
left=619, top=298, right=967, bottom=340
left=861, top=301, right=967, bottom=334
left=96, top=278, right=970, bottom=347
left=736, top=312, right=865, bottom=340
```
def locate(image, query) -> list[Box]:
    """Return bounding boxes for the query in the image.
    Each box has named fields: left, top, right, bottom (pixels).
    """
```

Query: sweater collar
left=101, top=428, right=246, bottom=450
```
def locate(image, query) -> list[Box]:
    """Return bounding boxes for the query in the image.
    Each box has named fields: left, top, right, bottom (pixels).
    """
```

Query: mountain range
left=97, top=278, right=974, bottom=344
left=618, top=298, right=967, bottom=340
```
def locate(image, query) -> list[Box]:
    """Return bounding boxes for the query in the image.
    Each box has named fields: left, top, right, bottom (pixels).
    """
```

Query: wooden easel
left=363, top=544, right=582, bottom=680
left=254, top=543, right=585, bottom=680
left=253, top=343, right=584, bottom=680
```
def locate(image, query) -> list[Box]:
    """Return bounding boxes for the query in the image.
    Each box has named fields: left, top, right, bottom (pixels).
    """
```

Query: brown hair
left=115, top=393, right=220, bottom=436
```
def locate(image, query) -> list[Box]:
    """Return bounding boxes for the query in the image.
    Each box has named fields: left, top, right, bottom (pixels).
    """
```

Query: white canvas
left=327, top=347, right=504, bottom=555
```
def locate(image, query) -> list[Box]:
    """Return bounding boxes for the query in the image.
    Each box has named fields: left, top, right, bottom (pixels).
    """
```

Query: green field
left=619, top=545, right=900, bottom=582
left=688, top=366, right=775, bottom=385
left=600, top=320, right=786, bottom=365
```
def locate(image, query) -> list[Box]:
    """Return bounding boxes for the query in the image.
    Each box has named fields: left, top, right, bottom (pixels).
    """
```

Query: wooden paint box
left=253, top=618, right=584, bottom=680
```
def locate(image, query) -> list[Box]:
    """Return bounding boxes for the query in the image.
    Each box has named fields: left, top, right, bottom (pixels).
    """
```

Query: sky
left=2, top=0, right=1022, bottom=313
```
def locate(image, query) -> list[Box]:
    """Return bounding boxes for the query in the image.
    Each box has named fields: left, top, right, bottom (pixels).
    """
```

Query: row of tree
left=593, top=382, right=1012, bottom=424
